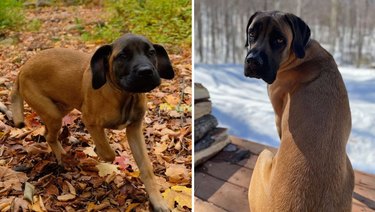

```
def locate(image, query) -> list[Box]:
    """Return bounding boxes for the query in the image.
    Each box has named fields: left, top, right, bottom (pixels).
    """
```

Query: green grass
left=0, top=0, right=24, bottom=30
left=82, top=0, right=191, bottom=48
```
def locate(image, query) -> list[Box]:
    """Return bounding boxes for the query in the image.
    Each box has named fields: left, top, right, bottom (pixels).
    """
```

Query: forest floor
left=0, top=5, right=191, bottom=211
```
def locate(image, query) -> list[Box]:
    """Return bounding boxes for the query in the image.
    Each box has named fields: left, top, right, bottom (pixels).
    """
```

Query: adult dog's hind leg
left=249, top=149, right=274, bottom=212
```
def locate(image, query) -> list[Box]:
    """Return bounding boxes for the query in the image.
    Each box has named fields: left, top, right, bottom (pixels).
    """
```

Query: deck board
left=194, top=136, right=375, bottom=212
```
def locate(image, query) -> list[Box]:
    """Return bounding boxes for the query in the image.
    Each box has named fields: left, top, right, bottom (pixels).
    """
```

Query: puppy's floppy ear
left=153, top=44, right=174, bottom=79
left=245, top=11, right=260, bottom=48
left=90, top=44, right=112, bottom=89
left=284, top=13, right=311, bottom=58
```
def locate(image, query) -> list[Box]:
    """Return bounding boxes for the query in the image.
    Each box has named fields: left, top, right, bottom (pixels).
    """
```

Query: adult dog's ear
left=245, top=11, right=261, bottom=48
left=284, top=13, right=311, bottom=58
left=153, top=44, right=174, bottom=79
left=90, top=45, right=112, bottom=89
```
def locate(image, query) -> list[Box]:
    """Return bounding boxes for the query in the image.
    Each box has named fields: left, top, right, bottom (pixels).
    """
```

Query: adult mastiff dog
left=244, top=11, right=354, bottom=211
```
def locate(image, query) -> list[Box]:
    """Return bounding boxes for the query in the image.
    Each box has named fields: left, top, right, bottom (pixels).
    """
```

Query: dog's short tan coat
left=244, top=12, right=354, bottom=211
left=11, top=34, right=173, bottom=211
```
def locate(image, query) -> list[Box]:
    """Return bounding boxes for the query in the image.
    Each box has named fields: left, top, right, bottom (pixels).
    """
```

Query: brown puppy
left=244, top=11, right=354, bottom=211
left=11, top=34, right=174, bottom=212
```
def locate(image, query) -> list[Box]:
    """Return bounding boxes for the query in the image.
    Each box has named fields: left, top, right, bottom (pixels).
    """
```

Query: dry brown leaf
left=83, top=147, right=97, bottom=157
left=174, top=141, right=182, bottom=151
left=160, top=128, right=180, bottom=137
left=154, top=142, right=168, bottom=154
left=125, top=203, right=140, bottom=212
left=9, top=128, right=31, bottom=139
left=87, top=200, right=111, bottom=212
left=30, top=195, right=47, bottom=212
left=124, top=170, right=140, bottom=178
left=23, top=141, right=51, bottom=155
left=153, top=122, right=167, bottom=130
left=183, top=86, right=192, bottom=94
left=96, top=163, right=120, bottom=177
left=26, top=126, right=45, bottom=140
left=57, top=194, right=76, bottom=201
left=65, top=181, right=76, bottom=195
left=164, top=94, right=180, bottom=106
left=169, top=110, right=181, bottom=118
left=0, top=166, right=28, bottom=192
left=165, top=164, right=189, bottom=183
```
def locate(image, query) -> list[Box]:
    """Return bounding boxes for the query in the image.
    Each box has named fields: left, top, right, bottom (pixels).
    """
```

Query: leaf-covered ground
left=0, top=5, right=192, bottom=211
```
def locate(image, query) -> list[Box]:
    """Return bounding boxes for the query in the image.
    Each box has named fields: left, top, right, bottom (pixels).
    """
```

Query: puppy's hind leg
left=10, top=77, right=25, bottom=128
left=24, top=95, right=68, bottom=164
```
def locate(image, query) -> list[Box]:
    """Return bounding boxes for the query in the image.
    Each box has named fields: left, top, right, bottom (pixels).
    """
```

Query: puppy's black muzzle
left=137, top=66, right=154, bottom=77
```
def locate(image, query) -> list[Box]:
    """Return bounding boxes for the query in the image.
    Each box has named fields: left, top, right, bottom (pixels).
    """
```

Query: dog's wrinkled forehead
left=248, top=12, right=286, bottom=34
left=112, top=34, right=153, bottom=55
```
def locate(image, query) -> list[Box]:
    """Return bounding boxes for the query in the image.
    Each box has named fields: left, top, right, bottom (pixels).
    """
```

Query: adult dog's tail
left=10, top=76, right=25, bottom=128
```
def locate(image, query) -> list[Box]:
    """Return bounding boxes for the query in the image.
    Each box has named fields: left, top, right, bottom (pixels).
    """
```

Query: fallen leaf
left=0, top=166, right=28, bottom=192
left=57, top=194, right=76, bottom=201
left=23, top=141, right=51, bottom=155
left=25, top=112, right=41, bottom=128
left=9, top=128, right=31, bottom=139
left=162, top=186, right=192, bottom=209
left=125, top=203, right=140, bottom=212
left=23, top=182, right=35, bottom=203
left=124, top=170, right=140, bottom=178
left=174, top=141, right=181, bottom=151
left=153, top=123, right=166, bottom=130
left=65, top=181, right=76, bottom=195
left=160, top=128, right=180, bottom=137
left=87, top=200, right=111, bottom=212
left=159, top=103, right=173, bottom=111
left=83, top=147, right=97, bottom=157
left=30, top=195, right=47, bottom=212
left=183, top=86, right=191, bottom=94
left=96, top=163, right=120, bottom=177
left=165, top=164, right=189, bottom=183
left=9, top=197, right=29, bottom=212
left=164, top=94, right=180, bottom=105
left=114, top=155, right=130, bottom=170
left=154, top=142, right=168, bottom=154
left=169, top=110, right=181, bottom=118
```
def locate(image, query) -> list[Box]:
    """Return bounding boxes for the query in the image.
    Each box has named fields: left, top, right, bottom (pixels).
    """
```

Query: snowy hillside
left=195, top=64, right=375, bottom=174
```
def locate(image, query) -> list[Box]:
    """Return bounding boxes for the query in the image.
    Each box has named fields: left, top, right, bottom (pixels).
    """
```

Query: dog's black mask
left=244, top=11, right=310, bottom=84
left=90, top=34, right=174, bottom=92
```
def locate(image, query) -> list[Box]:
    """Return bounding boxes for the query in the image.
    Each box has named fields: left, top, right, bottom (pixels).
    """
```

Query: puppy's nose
left=137, top=67, right=153, bottom=77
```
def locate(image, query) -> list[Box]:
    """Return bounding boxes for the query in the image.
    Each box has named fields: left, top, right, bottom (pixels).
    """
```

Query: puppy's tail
left=10, top=76, right=25, bottom=128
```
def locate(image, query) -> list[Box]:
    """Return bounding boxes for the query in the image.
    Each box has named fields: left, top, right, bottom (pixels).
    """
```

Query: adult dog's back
left=243, top=11, right=354, bottom=211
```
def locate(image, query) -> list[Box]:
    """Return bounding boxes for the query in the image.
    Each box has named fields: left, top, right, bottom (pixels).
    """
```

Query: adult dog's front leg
left=126, top=121, right=170, bottom=212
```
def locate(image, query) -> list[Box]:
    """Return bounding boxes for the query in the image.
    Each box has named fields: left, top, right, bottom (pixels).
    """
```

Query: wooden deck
left=195, top=136, right=375, bottom=212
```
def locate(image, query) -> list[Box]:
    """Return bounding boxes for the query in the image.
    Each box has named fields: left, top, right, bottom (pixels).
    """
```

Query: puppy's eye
left=148, top=49, right=156, bottom=56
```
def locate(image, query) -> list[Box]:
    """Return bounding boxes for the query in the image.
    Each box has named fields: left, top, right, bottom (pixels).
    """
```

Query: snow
left=195, top=64, right=375, bottom=174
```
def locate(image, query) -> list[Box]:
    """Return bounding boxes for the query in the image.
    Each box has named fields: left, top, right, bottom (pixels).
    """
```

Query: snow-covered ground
left=195, top=64, right=375, bottom=174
